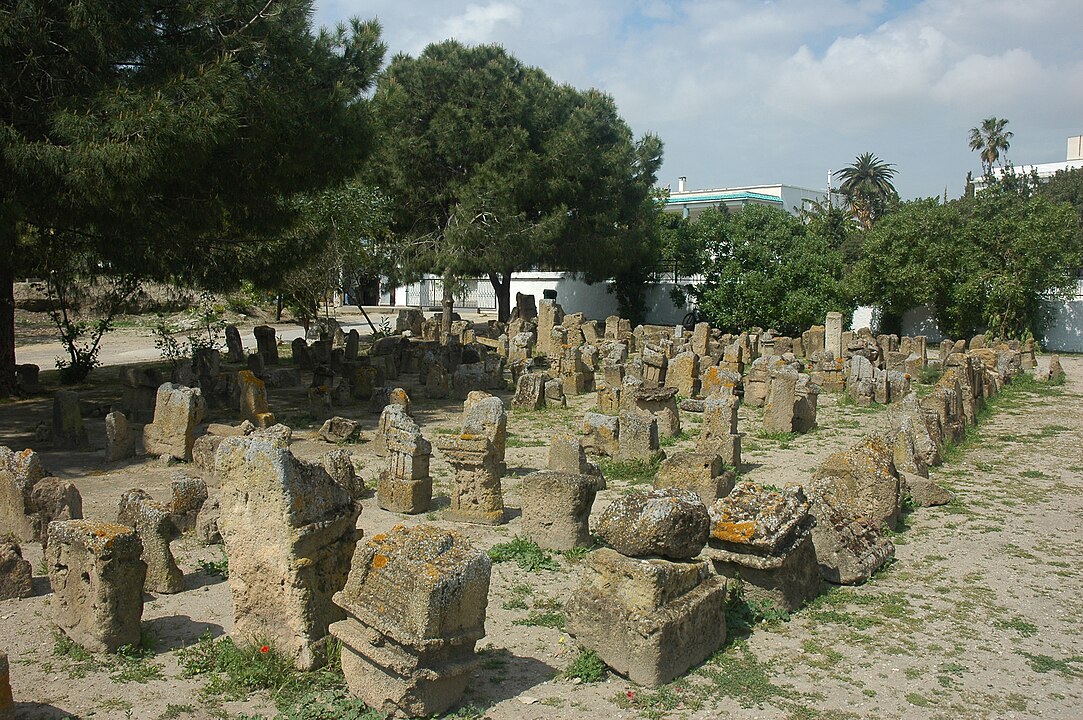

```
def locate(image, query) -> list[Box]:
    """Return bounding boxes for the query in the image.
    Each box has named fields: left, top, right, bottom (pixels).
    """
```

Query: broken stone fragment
left=655, top=452, right=734, bottom=506
left=0, top=540, right=33, bottom=600
left=596, top=488, right=709, bottom=560
left=800, top=476, right=895, bottom=585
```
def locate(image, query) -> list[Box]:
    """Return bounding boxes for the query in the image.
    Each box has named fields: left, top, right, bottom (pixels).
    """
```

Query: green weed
left=659, top=430, right=694, bottom=448
left=1018, top=651, right=1083, bottom=677
left=488, top=537, right=560, bottom=571
left=562, top=649, right=606, bottom=683
left=198, top=555, right=229, bottom=578
left=513, top=611, right=564, bottom=630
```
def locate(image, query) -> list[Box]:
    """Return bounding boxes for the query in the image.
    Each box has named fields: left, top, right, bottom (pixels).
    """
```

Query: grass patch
left=178, top=633, right=379, bottom=718
left=158, top=705, right=196, bottom=720
left=488, top=537, right=560, bottom=571
left=699, top=640, right=794, bottom=709
left=659, top=430, right=694, bottom=448
left=1017, top=651, right=1083, bottom=678
left=505, top=433, right=546, bottom=448
left=1035, top=424, right=1070, bottom=438
left=562, top=649, right=606, bottom=683
left=754, top=429, right=798, bottom=449
left=598, top=456, right=661, bottom=485
left=52, top=628, right=163, bottom=683
left=513, top=610, right=565, bottom=630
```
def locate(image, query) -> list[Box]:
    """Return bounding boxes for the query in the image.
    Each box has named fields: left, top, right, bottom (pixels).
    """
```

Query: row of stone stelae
left=2, top=306, right=1060, bottom=718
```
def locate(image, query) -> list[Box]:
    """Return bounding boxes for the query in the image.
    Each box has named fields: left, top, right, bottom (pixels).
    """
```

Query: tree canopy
left=368, top=40, right=663, bottom=323
left=856, top=172, right=1080, bottom=339
left=687, top=205, right=854, bottom=336
left=1, top=0, right=386, bottom=393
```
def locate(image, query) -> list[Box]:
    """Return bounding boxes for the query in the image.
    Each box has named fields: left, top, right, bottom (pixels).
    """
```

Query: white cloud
left=314, top=0, right=1083, bottom=198
left=438, top=3, right=524, bottom=46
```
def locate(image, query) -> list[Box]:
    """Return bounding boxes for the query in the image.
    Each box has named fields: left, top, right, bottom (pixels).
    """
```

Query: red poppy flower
left=260, top=645, right=269, bottom=654
left=626, top=691, right=636, bottom=700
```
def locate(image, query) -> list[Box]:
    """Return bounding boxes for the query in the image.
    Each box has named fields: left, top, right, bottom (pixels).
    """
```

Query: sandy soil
left=2, top=318, right=1081, bottom=720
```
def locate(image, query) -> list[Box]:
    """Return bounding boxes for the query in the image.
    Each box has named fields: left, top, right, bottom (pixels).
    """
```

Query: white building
left=663, top=176, right=831, bottom=220
left=978, top=134, right=1083, bottom=188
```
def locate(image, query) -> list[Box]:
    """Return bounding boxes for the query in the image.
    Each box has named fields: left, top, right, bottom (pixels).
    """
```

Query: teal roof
left=665, top=191, right=782, bottom=205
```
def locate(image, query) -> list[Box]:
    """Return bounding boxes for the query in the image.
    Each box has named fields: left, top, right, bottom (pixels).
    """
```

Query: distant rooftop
left=663, top=178, right=830, bottom=219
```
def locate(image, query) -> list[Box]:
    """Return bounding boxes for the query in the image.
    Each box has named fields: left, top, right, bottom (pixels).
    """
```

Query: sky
left=313, top=0, right=1083, bottom=200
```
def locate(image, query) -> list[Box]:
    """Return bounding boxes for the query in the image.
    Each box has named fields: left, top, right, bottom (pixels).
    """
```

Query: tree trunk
left=441, top=269, right=454, bottom=340
left=0, top=216, right=17, bottom=396
left=489, top=271, right=512, bottom=323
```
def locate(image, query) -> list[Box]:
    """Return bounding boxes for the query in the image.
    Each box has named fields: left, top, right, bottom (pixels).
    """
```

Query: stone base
left=331, top=617, right=479, bottom=719
left=377, top=476, right=432, bottom=514
left=442, top=508, right=505, bottom=525
left=566, top=572, right=727, bottom=687
left=705, top=534, right=821, bottom=613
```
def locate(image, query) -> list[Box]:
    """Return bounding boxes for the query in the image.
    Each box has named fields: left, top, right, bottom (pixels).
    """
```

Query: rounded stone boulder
left=596, top=488, right=710, bottom=560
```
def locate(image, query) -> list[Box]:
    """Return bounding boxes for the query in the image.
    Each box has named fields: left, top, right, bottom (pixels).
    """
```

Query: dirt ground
left=2, top=315, right=1081, bottom=720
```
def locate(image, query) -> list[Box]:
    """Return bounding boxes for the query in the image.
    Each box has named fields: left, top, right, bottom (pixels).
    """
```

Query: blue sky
left=313, top=0, right=1083, bottom=200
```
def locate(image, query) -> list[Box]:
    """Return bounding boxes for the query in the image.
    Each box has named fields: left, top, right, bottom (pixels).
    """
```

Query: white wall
left=378, top=271, right=689, bottom=325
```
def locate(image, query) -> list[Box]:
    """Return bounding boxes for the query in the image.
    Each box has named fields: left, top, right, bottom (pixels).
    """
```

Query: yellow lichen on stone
left=372, top=554, right=388, bottom=569
left=711, top=520, right=757, bottom=544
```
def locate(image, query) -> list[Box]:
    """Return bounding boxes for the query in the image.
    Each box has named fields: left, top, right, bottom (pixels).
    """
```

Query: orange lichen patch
left=88, top=521, right=135, bottom=540
left=711, top=520, right=757, bottom=544
left=392, top=524, right=406, bottom=532
left=372, top=554, right=388, bottom=569
left=371, top=533, right=387, bottom=543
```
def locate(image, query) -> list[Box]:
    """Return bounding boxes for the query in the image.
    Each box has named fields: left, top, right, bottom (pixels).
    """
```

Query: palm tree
left=969, top=117, right=1013, bottom=174
left=833, top=153, right=898, bottom=230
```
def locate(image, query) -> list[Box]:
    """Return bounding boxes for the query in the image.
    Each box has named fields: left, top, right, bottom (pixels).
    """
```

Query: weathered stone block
left=565, top=548, right=727, bottom=687
left=217, top=436, right=360, bottom=670
left=253, top=325, right=279, bottom=365
left=46, top=520, right=146, bottom=652
left=616, top=409, right=659, bottom=462
left=330, top=525, right=490, bottom=718
left=52, top=389, right=89, bottom=449
left=705, top=482, right=820, bottom=612
left=377, top=405, right=432, bottom=515
left=628, top=385, right=675, bottom=435
left=811, top=434, right=903, bottom=531
left=117, top=489, right=184, bottom=594
left=581, top=413, right=619, bottom=457
left=104, top=411, right=136, bottom=462
left=318, top=416, right=362, bottom=444
left=801, top=476, right=895, bottom=585
left=512, top=372, right=546, bottom=410
left=143, top=383, right=206, bottom=461
left=436, top=435, right=504, bottom=525
left=655, top=452, right=734, bottom=506
left=521, top=471, right=598, bottom=551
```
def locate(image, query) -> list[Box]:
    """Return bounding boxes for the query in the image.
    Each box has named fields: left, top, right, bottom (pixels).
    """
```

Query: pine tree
left=0, top=1, right=385, bottom=394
